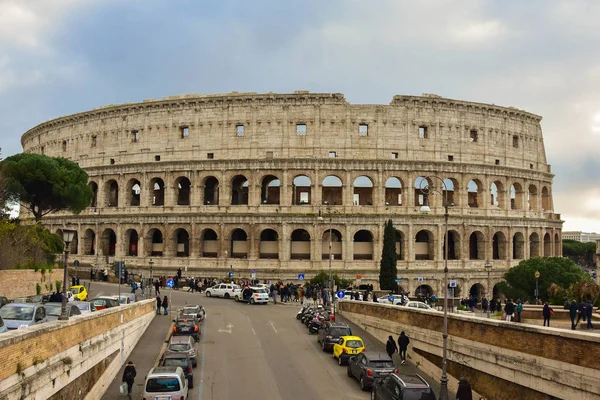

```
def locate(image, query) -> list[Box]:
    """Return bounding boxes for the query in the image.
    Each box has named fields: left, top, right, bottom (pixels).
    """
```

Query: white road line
left=252, top=327, right=256, bottom=335
left=269, top=321, right=278, bottom=333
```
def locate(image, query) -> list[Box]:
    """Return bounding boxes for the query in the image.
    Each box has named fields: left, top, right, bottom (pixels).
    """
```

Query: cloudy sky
left=1, top=0, right=599, bottom=231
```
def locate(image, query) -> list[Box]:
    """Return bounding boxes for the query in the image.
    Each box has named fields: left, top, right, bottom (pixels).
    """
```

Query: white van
left=143, top=366, right=189, bottom=400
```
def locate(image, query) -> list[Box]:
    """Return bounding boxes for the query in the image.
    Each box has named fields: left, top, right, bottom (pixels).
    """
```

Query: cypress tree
left=379, top=219, right=398, bottom=290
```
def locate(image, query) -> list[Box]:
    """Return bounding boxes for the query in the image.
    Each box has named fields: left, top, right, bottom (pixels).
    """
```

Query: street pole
left=59, top=230, right=74, bottom=321
left=149, top=258, right=154, bottom=299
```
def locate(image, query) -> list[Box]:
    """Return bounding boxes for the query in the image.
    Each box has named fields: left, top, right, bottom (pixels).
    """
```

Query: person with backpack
left=122, top=361, right=137, bottom=399
left=397, top=331, right=410, bottom=365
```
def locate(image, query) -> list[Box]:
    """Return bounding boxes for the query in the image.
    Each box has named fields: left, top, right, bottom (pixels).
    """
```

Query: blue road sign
left=297, top=273, right=305, bottom=281
left=251, top=269, right=256, bottom=274
left=337, top=290, right=345, bottom=299
left=395, top=279, right=403, bottom=283
left=388, top=295, right=395, bottom=302
left=166, top=278, right=174, bottom=288
left=228, top=271, right=234, bottom=278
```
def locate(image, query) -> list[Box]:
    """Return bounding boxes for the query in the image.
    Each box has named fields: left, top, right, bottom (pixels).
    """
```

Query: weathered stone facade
left=20, top=91, right=563, bottom=295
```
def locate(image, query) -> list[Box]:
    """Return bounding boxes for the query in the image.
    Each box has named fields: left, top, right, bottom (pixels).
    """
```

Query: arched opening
left=554, top=233, right=561, bottom=256
left=230, top=229, right=248, bottom=258
left=101, top=229, right=116, bottom=256
left=150, top=178, right=165, bottom=206
left=543, top=233, right=552, bottom=257
left=414, top=285, right=433, bottom=299
left=469, top=283, right=485, bottom=302
left=293, top=175, right=312, bottom=205
left=201, top=229, right=218, bottom=257
left=175, top=229, right=190, bottom=257
left=322, top=175, right=343, bottom=205
left=149, top=229, right=164, bottom=256
left=510, top=183, right=522, bottom=210
left=176, top=177, right=191, bottom=206
left=528, top=184, right=538, bottom=211
left=513, top=232, right=525, bottom=259
left=541, top=186, right=550, bottom=211
left=322, top=229, right=343, bottom=260
left=125, top=229, right=138, bottom=256
left=443, top=178, right=458, bottom=206
left=259, top=229, right=279, bottom=259
left=414, top=177, right=432, bottom=207
left=106, top=180, right=119, bottom=207
left=290, top=229, right=311, bottom=260
left=395, top=230, right=405, bottom=260
left=127, top=179, right=141, bottom=206
left=83, top=229, right=95, bottom=255
left=353, top=230, right=373, bottom=260
left=529, top=232, right=540, bottom=257
left=443, top=230, right=461, bottom=260
left=469, top=231, right=485, bottom=260
left=492, top=232, right=507, bottom=260
left=261, top=175, right=281, bottom=205
left=88, top=182, right=98, bottom=207
left=231, top=175, right=249, bottom=205
left=353, top=176, right=374, bottom=206
left=467, top=179, right=482, bottom=208
left=204, top=177, right=219, bottom=205
left=415, top=230, right=434, bottom=260
left=385, top=177, right=403, bottom=206
left=490, top=181, right=505, bottom=208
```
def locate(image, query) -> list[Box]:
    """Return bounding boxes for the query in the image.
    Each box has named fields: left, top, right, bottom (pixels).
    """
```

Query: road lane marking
left=252, top=327, right=256, bottom=335
left=269, top=321, right=278, bottom=333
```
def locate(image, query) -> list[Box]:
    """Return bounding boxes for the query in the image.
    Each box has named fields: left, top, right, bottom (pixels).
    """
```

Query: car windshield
left=369, top=360, right=395, bottom=368
left=330, top=328, right=352, bottom=337
left=45, top=304, right=62, bottom=316
left=183, top=308, right=197, bottom=313
left=71, top=288, right=81, bottom=294
left=170, top=344, right=190, bottom=352
left=164, top=358, right=188, bottom=367
left=345, top=340, right=363, bottom=348
left=253, top=288, right=267, bottom=293
left=177, top=320, right=195, bottom=327
left=145, top=377, right=181, bottom=392
left=0, top=306, right=34, bottom=320
left=404, top=389, right=435, bottom=400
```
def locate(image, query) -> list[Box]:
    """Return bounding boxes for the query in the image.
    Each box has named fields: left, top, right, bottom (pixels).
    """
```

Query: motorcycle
left=308, top=313, right=329, bottom=334
left=296, top=304, right=310, bottom=320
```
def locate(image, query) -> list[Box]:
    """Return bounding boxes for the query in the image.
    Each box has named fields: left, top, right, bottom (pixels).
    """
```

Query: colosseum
left=20, top=91, right=563, bottom=298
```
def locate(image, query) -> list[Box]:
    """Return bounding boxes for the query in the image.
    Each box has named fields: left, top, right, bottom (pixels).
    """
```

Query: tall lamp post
left=485, top=261, right=492, bottom=318
left=148, top=258, right=154, bottom=298
left=59, top=230, right=75, bottom=321
left=318, top=201, right=334, bottom=317
left=419, top=176, right=453, bottom=400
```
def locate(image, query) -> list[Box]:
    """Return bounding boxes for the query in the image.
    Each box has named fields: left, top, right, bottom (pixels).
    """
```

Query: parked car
left=333, top=336, right=365, bottom=365
left=90, top=297, right=120, bottom=310
left=108, top=294, right=133, bottom=305
left=0, top=303, right=47, bottom=329
left=11, top=297, right=34, bottom=304
left=317, top=322, right=352, bottom=352
left=167, top=335, right=197, bottom=367
left=234, top=287, right=269, bottom=304
left=404, top=301, right=436, bottom=311
left=69, top=285, right=88, bottom=301
left=143, top=366, right=189, bottom=400
left=0, top=315, right=7, bottom=333
left=161, top=352, right=194, bottom=388
left=28, top=294, right=50, bottom=304
left=205, top=283, right=241, bottom=299
left=347, top=352, right=397, bottom=391
left=71, top=301, right=96, bottom=314
left=180, top=305, right=205, bottom=321
left=371, top=373, right=437, bottom=400
left=44, top=302, right=82, bottom=321
left=173, top=317, right=200, bottom=342
left=378, top=294, right=407, bottom=305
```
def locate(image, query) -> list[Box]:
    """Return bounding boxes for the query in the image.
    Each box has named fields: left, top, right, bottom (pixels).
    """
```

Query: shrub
left=36, top=283, right=41, bottom=295
left=55, top=280, right=61, bottom=293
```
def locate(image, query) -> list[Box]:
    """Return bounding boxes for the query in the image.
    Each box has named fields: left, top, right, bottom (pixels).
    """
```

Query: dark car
left=173, top=317, right=200, bottom=342
left=371, top=373, right=437, bottom=400
left=161, top=352, right=194, bottom=388
left=347, top=352, right=397, bottom=391
left=317, top=322, right=352, bottom=352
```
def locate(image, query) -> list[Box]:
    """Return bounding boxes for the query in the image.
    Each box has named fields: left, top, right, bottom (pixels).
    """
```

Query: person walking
left=154, top=281, right=160, bottom=296
left=516, top=300, right=523, bottom=323
left=122, top=360, right=137, bottom=399
left=397, top=331, right=410, bottom=365
left=569, top=300, right=578, bottom=330
left=162, top=295, right=169, bottom=315
left=504, top=299, right=515, bottom=322
left=140, top=280, right=145, bottom=296
left=585, top=300, right=594, bottom=330
left=386, top=335, right=398, bottom=361
left=542, top=302, right=552, bottom=327
left=156, top=295, right=162, bottom=314
left=456, top=377, right=473, bottom=400
left=575, top=301, right=586, bottom=327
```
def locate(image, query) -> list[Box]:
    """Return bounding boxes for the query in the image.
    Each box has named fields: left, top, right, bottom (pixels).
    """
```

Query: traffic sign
left=395, top=279, right=403, bottom=283
left=166, top=278, right=174, bottom=288
left=417, top=277, right=424, bottom=282
left=449, top=280, right=457, bottom=288
left=298, top=273, right=305, bottom=281
left=388, top=295, right=395, bottom=302
left=251, top=269, right=256, bottom=273
left=228, top=271, right=234, bottom=278
left=337, top=290, right=345, bottom=299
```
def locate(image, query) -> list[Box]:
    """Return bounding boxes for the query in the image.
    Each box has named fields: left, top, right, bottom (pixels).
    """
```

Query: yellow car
left=333, top=336, right=365, bottom=365
left=70, top=285, right=88, bottom=301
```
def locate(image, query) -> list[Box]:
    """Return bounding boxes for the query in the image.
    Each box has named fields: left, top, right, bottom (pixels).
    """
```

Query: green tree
left=2, top=153, right=93, bottom=221
left=562, top=239, right=596, bottom=267
left=379, top=219, right=397, bottom=290
left=501, top=257, right=587, bottom=302
left=310, top=271, right=352, bottom=289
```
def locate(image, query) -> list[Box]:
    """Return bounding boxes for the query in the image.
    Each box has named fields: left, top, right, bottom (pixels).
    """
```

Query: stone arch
left=150, top=177, right=165, bottom=206
left=126, top=178, right=141, bottom=206
left=230, top=228, right=248, bottom=258
left=88, top=182, right=98, bottom=207
left=260, top=175, right=281, bottom=205
left=443, top=178, right=459, bottom=206
left=353, top=175, right=374, bottom=206
left=513, top=232, right=525, bottom=259
left=469, top=283, right=485, bottom=302
left=291, top=229, right=311, bottom=260
left=353, top=229, right=374, bottom=260
left=293, top=175, right=313, bottom=205
left=203, top=176, right=220, bottom=205
left=529, top=232, right=540, bottom=257
left=106, top=180, right=119, bottom=207
left=101, top=228, right=117, bottom=256
left=395, top=230, right=406, bottom=260
left=124, top=229, right=139, bottom=256
left=414, top=176, right=433, bottom=207
left=259, top=228, right=279, bottom=259
left=201, top=228, right=218, bottom=257
left=147, top=228, right=164, bottom=256
left=176, top=176, right=191, bottom=206
left=415, top=285, right=433, bottom=298
left=541, top=186, right=551, bottom=211
left=415, top=229, right=434, bottom=260
left=510, top=183, right=523, bottom=210
left=83, top=229, right=96, bottom=255
left=231, top=175, right=249, bottom=205
left=492, top=231, right=507, bottom=260
left=322, top=175, right=343, bottom=205
left=469, top=231, right=485, bottom=260
left=174, top=228, right=190, bottom=257
left=467, top=179, right=483, bottom=208
left=490, top=181, right=505, bottom=208
left=543, top=233, right=552, bottom=257
left=554, top=233, right=561, bottom=256
left=322, top=229, right=343, bottom=260
left=528, top=184, right=538, bottom=211
left=444, top=230, right=461, bottom=260
left=385, top=177, right=403, bottom=206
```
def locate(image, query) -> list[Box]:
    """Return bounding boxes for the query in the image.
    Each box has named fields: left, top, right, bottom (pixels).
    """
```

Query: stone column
left=248, top=224, right=257, bottom=259
left=281, top=170, right=291, bottom=207
left=345, top=224, right=353, bottom=261
left=407, top=224, right=414, bottom=262
left=280, top=223, right=290, bottom=261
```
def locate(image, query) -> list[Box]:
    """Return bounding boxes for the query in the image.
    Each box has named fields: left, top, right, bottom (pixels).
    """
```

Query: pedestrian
left=122, top=360, right=136, bottom=399
left=516, top=300, right=523, bottom=323
left=386, top=335, right=398, bottom=360
left=162, top=295, right=169, bottom=315
left=504, top=299, right=515, bottom=322
left=456, top=377, right=473, bottom=400
left=397, top=331, right=410, bottom=365
left=575, top=301, right=586, bottom=327
left=156, top=295, right=162, bottom=314
left=140, top=280, right=145, bottom=296
left=154, top=281, right=160, bottom=296
left=299, top=286, right=305, bottom=305
left=373, top=295, right=379, bottom=303
left=482, top=298, right=488, bottom=313
left=569, top=300, right=578, bottom=330
left=270, top=285, right=277, bottom=305
left=542, top=302, right=552, bottom=327
left=489, top=299, right=496, bottom=313
left=586, top=300, right=594, bottom=330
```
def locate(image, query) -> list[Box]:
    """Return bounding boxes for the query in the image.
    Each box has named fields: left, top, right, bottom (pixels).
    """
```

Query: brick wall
left=0, top=269, right=65, bottom=300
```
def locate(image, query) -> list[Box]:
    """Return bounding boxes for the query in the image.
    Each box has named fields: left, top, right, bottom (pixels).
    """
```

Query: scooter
left=296, top=304, right=310, bottom=320
left=308, top=314, right=328, bottom=334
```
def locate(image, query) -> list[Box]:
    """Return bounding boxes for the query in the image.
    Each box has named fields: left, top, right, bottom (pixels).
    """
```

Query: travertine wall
left=20, top=91, right=563, bottom=293
left=0, top=269, right=65, bottom=300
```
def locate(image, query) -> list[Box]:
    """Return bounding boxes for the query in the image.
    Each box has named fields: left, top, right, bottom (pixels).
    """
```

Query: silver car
left=44, top=302, right=82, bottom=321
left=0, top=303, right=47, bottom=330
left=143, top=366, right=189, bottom=400
left=71, top=301, right=96, bottom=314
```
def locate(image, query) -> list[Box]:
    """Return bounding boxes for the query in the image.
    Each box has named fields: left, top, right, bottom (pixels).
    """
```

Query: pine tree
left=379, top=219, right=398, bottom=290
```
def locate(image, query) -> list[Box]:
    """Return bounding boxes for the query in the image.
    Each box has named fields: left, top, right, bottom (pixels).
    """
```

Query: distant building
left=562, top=231, right=600, bottom=243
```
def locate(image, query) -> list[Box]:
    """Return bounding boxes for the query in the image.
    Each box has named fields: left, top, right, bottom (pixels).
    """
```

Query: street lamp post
left=149, top=258, right=154, bottom=298
left=59, top=230, right=75, bottom=321
left=485, top=261, right=492, bottom=318
left=419, top=176, right=452, bottom=400
left=535, top=270, right=540, bottom=304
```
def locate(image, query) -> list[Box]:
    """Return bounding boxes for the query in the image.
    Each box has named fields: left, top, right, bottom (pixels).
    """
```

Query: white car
left=205, top=283, right=241, bottom=299
left=143, top=366, right=189, bottom=400
left=404, top=301, right=436, bottom=311
left=234, top=287, right=269, bottom=304
left=378, top=294, right=405, bottom=304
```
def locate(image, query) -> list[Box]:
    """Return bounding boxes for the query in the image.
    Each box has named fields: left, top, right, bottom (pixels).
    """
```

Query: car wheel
left=206, top=291, right=211, bottom=297
left=234, top=296, right=239, bottom=302
left=347, top=366, right=353, bottom=377
left=333, top=352, right=337, bottom=359
left=360, top=376, right=367, bottom=391
left=224, top=293, right=230, bottom=299
left=250, top=298, right=255, bottom=304
left=338, top=355, right=343, bottom=366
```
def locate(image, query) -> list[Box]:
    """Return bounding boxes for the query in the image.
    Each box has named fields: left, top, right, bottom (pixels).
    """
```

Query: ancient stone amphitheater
left=21, top=91, right=562, bottom=297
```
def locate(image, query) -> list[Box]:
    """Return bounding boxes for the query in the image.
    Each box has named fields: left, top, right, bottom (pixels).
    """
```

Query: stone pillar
left=344, top=171, right=353, bottom=206
left=345, top=224, right=353, bottom=261
left=248, top=224, right=257, bottom=259
left=138, top=224, right=145, bottom=258
left=407, top=224, right=414, bottom=262
left=280, top=223, right=289, bottom=261
left=314, top=224, right=323, bottom=262
left=281, top=170, right=291, bottom=207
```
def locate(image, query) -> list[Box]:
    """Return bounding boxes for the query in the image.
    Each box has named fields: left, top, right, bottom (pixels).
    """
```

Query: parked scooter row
left=296, top=304, right=333, bottom=334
